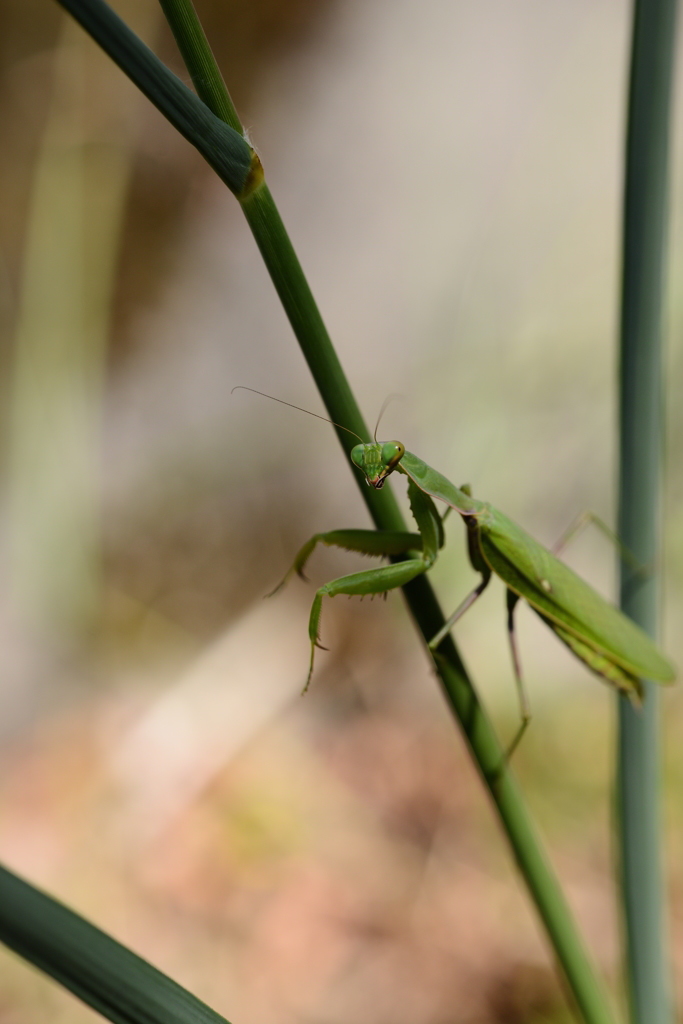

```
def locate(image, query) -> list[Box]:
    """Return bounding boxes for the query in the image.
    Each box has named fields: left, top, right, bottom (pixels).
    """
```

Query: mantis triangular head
left=350, top=441, right=405, bottom=488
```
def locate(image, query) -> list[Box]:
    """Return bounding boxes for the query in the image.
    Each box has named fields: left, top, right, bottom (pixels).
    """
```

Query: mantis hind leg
left=552, top=511, right=647, bottom=580
left=505, top=589, right=531, bottom=759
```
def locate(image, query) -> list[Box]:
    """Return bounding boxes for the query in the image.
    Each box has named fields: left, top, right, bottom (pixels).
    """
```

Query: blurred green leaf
left=0, top=864, right=233, bottom=1024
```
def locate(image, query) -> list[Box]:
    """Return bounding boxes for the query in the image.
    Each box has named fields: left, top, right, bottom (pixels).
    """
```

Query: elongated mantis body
left=273, top=436, right=675, bottom=745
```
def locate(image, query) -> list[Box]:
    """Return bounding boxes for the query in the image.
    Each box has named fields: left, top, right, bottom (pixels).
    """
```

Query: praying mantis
left=236, top=390, right=675, bottom=744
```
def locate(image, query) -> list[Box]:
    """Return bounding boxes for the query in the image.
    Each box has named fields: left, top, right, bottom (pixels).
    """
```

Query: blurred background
left=0, top=1, right=682, bottom=1021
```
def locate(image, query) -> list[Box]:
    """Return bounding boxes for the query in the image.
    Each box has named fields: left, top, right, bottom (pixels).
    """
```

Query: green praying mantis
left=236, top=390, right=675, bottom=745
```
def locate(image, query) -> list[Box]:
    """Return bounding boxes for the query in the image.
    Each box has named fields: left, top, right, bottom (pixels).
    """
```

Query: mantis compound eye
left=381, top=442, right=405, bottom=473
left=350, top=444, right=367, bottom=471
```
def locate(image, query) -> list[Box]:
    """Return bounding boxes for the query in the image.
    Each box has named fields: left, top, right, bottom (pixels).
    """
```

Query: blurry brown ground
left=1, top=2, right=683, bottom=1023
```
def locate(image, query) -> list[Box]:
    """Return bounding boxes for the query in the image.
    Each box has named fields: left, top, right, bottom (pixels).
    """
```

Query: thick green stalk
left=617, top=1, right=677, bottom=1021
left=47, top=2, right=622, bottom=1021
left=51, top=0, right=257, bottom=197
left=0, top=864, right=233, bottom=1024
left=157, top=0, right=241, bottom=133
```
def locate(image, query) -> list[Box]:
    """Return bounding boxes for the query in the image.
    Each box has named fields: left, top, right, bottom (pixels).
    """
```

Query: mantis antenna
left=231, top=386, right=366, bottom=444
left=373, top=393, right=405, bottom=441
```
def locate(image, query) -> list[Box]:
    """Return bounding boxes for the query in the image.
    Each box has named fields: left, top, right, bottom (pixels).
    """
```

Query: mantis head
left=350, top=441, right=405, bottom=488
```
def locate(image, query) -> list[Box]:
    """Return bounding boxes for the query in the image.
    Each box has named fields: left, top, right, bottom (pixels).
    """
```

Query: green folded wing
left=478, top=507, right=675, bottom=684
left=541, top=616, right=643, bottom=700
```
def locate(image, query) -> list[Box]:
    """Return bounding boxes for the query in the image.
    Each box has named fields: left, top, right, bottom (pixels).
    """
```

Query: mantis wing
left=541, top=617, right=643, bottom=699
left=478, top=507, right=675, bottom=685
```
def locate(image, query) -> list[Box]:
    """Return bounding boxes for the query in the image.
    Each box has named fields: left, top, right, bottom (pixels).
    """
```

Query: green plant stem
left=157, top=0, right=241, bottom=132
left=617, top=1, right=677, bottom=1021
left=0, top=864, right=233, bottom=1024
left=52, top=0, right=256, bottom=196
left=47, top=2, right=622, bottom=1021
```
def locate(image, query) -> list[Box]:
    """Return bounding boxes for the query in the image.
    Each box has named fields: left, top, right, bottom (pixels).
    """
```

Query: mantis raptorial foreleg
left=268, top=529, right=423, bottom=595
left=272, top=481, right=445, bottom=689
left=305, top=557, right=432, bottom=689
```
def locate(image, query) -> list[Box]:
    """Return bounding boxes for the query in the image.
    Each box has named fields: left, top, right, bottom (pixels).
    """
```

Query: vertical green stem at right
left=617, top=1, right=677, bottom=1022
